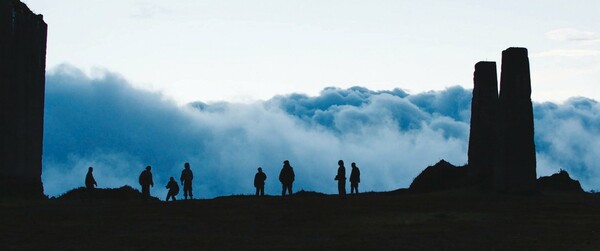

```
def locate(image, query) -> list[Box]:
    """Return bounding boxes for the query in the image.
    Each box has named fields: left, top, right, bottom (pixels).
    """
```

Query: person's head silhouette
left=88, top=166, right=93, bottom=172
left=352, top=162, right=356, bottom=168
left=146, top=166, right=151, bottom=171
left=338, top=160, right=344, bottom=166
left=170, top=177, right=175, bottom=181
left=258, top=167, right=262, bottom=172
left=283, top=160, right=289, bottom=165
left=184, top=162, right=190, bottom=169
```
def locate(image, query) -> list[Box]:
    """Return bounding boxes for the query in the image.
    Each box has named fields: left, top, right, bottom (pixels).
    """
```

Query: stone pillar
left=494, top=47, right=537, bottom=192
left=0, top=0, right=47, bottom=198
left=467, top=61, right=498, bottom=188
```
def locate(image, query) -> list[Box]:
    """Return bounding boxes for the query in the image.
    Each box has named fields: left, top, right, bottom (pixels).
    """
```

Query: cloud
left=42, top=65, right=600, bottom=199
left=130, top=2, right=172, bottom=19
left=545, top=28, right=600, bottom=43
left=533, top=98, right=600, bottom=188
left=533, top=49, right=600, bottom=57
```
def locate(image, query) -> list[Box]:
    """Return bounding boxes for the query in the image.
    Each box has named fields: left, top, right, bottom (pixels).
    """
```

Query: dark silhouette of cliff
left=467, top=61, right=498, bottom=188
left=409, top=160, right=468, bottom=193
left=537, top=170, right=584, bottom=193
left=494, top=47, right=537, bottom=193
left=0, top=0, right=47, bottom=198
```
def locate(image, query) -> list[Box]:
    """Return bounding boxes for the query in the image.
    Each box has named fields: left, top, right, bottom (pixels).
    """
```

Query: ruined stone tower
left=0, top=0, right=47, bottom=198
left=493, top=47, right=537, bottom=192
left=467, top=62, right=498, bottom=186
left=467, top=48, right=537, bottom=192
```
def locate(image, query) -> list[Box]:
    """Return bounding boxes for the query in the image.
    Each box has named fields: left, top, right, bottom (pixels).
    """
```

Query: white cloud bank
left=42, top=65, right=600, bottom=199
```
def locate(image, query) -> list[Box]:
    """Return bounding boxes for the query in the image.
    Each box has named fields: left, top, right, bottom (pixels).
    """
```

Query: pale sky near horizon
left=22, top=0, right=600, bottom=104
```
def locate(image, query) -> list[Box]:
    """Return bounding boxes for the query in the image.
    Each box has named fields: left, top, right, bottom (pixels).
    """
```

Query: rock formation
left=409, top=160, right=467, bottom=193
left=0, top=0, right=47, bottom=198
left=467, top=61, right=498, bottom=187
left=493, top=47, right=537, bottom=192
left=537, top=170, right=584, bottom=193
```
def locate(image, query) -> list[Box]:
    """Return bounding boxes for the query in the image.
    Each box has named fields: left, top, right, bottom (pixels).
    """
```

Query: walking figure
left=279, top=160, right=295, bottom=197
left=254, top=167, right=267, bottom=196
left=165, top=177, right=179, bottom=201
left=180, top=162, right=194, bottom=200
left=139, top=166, right=154, bottom=201
left=350, top=162, right=361, bottom=194
left=335, top=160, right=346, bottom=196
left=85, top=166, right=97, bottom=201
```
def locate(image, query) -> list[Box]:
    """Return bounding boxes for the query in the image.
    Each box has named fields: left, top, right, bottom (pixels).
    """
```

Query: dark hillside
left=2, top=190, right=600, bottom=250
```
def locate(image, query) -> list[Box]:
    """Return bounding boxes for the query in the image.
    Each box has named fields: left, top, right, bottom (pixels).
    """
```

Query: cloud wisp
left=43, top=65, right=600, bottom=199
left=545, top=28, right=600, bottom=43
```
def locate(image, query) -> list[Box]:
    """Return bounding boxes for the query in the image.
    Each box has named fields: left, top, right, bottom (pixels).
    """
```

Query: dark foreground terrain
left=2, top=190, right=600, bottom=250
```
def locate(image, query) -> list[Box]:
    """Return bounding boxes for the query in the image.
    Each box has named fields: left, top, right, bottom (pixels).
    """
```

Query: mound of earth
left=538, top=170, right=584, bottom=193
left=56, top=185, right=160, bottom=201
left=409, top=160, right=468, bottom=193
left=293, top=190, right=326, bottom=197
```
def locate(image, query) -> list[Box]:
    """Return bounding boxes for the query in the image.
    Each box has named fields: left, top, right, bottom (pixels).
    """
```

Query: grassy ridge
left=1, top=191, right=600, bottom=250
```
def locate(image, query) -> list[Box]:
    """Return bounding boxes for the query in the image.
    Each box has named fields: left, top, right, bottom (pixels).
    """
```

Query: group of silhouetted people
left=139, top=163, right=194, bottom=202
left=84, top=162, right=194, bottom=202
left=84, top=159, right=362, bottom=202
left=254, top=159, right=361, bottom=197
left=334, top=160, right=361, bottom=196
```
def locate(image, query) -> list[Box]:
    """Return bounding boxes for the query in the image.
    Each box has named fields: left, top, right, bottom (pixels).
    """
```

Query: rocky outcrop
left=0, top=0, right=47, bottom=198
left=467, top=61, right=498, bottom=187
left=537, top=170, right=584, bottom=193
left=493, top=48, right=537, bottom=193
left=409, top=160, right=468, bottom=193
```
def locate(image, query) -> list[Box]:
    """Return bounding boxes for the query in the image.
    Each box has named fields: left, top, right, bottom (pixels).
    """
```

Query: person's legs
left=260, top=186, right=264, bottom=196
left=282, top=184, right=286, bottom=196
left=142, top=185, right=150, bottom=201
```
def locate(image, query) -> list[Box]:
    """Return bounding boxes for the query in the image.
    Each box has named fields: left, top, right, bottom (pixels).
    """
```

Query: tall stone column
left=0, top=0, right=47, bottom=198
left=468, top=61, right=498, bottom=188
left=494, top=47, right=537, bottom=192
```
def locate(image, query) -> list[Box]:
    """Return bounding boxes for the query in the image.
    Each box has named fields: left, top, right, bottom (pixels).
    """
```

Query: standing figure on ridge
left=139, top=166, right=154, bottom=201
left=279, top=160, right=295, bottom=197
left=335, top=160, right=346, bottom=196
left=165, top=177, right=179, bottom=202
left=254, top=167, right=267, bottom=196
left=85, top=166, right=97, bottom=201
left=180, top=162, right=194, bottom=200
left=350, top=162, right=361, bottom=194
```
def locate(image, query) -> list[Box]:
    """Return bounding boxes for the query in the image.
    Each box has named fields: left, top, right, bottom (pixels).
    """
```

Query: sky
left=22, top=0, right=600, bottom=104
left=15, top=1, right=600, bottom=198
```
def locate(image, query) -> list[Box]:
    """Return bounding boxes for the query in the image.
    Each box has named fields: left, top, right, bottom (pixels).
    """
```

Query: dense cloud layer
left=43, top=65, right=600, bottom=198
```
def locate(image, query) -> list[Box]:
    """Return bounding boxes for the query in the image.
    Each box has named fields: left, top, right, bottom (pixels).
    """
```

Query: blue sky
left=16, top=1, right=600, bottom=198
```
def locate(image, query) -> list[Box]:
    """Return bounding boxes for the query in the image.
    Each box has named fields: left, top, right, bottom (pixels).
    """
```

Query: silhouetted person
left=335, top=160, right=346, bottom=196
left=254, top=167, right=267, bottom=196
left=180, top=162, right=194, bottom=200
left=85, top=166, right=97, bottom=201
left=165, top=177, right=179, bottom=202
left=139, top=166, right=154, bottom=201
left=279, top=160, right=295, bottom=196
left=350, top=162, right=361, bottom=194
